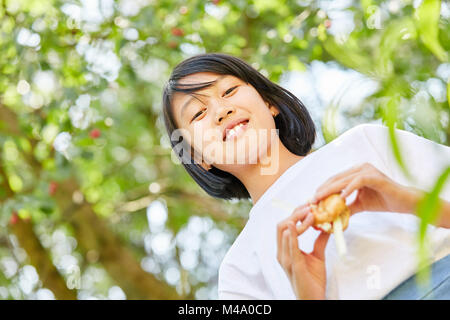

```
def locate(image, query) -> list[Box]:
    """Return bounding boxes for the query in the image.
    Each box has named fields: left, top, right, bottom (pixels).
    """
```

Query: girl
left=162, top=53, right=450, bottom=299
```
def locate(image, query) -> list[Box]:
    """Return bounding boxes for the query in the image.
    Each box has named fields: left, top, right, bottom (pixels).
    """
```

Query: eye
left=223, top=86, right=238, bottom=97
left=191, top=109, right=206, bottom=122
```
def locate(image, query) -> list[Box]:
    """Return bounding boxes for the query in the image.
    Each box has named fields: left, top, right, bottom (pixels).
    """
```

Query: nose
left=215, top=105, right=235, bottom=124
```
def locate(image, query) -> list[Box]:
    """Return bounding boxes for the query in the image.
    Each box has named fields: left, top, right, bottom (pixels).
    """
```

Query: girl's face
left=171, top=72, right=280, bottom=172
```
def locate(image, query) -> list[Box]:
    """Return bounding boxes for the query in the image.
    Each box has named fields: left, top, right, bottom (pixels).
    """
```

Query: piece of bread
left=310, top=194, right=350, bottom=233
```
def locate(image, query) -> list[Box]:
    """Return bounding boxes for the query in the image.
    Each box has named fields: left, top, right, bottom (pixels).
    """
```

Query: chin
left=222, top=143, right=269, bottom=166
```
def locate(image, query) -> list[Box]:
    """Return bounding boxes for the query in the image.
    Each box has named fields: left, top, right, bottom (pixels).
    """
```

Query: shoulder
left=318, top=123, right=386, bottom=155
left=346, top=123, right=446, bottom=153
left=345, top=122, right=434, bottom=145
left=339, top=123, right=388, bottom=141
left=327, top=123, right=391, bottom=153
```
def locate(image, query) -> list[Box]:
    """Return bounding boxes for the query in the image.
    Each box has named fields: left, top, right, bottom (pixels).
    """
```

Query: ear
left=269, top=105, right=280, bottom=117
left=264, top=101, right=279, bottom=117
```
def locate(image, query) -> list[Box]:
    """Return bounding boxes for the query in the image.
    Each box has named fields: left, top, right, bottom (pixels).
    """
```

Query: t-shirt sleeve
left=361, top=124, right=450, bottom=201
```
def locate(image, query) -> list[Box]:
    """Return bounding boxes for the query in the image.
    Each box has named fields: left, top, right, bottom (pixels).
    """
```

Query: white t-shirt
left=218, top=123, right=450, bottom=300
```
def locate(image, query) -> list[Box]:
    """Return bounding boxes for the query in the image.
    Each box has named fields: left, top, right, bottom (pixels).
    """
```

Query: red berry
left=212, top=0, right=220, bottom=4
left=90, top=129, right=101, bottom=139
left=49, top=181, right=58, bottom=195
left=324, top=20, right=332, bottom=29
left=9, top=212, right=19, bottom=225
left=171, top=27, right=184, bottom=37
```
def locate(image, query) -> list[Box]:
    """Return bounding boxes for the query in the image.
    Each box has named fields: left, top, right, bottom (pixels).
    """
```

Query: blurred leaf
left=288, top=55, right=306, bottom=72
left=323, top=37, right=374, bottom=77
left=376, top=18, right=417, bottom=77
left=414, top=0, right=448, bottom=62
left=383, top=96, right=413, bottom=181
left=415, top=166, right=450, bottom=286
left=321, top=105, right=338, bottom=143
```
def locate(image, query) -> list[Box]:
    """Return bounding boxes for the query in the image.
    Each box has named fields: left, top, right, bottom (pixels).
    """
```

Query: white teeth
left=228, top=129, right=236, bottom=137
left=225, top=121, right=247, bottom=140
left=227, top=126, right=240, bottom=139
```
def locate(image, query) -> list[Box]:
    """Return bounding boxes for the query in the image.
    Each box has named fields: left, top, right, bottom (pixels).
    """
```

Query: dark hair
left=162, top=53, right=315, bottom=201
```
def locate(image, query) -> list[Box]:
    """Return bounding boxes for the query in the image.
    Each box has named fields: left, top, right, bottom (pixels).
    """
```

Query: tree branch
left=56, top=178, right=180, bottom=299
left=9, top=217, right=78, bottom=299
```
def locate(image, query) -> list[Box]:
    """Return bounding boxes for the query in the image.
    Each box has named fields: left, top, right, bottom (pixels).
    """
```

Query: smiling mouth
left=223, top=119, right=250, bottom=141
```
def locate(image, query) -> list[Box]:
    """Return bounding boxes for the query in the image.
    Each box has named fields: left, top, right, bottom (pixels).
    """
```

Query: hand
left=313, top=162, right=422, bottom=215
left=277, top=205, right=330, bottom=300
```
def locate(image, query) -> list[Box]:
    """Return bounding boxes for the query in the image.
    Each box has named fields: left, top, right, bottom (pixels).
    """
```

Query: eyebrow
left=179, top=75, right=228, bottom=120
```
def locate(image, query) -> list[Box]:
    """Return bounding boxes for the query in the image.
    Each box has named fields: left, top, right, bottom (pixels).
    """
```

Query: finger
left=277, top=222, right=286, bottom=264
left=277, top=204, right=309, bottom=228
left=313, top=165, right=366, bottom=200
left=312, top=231, right=331, bottom=260
left=324, top=164, right=364, bottom=184
left=276, top=225, right=292, bottom=263
left=294, top=202, right=310, bottom=212
left=314, top=173, right=359, bottom=202
left=289, top=205, right=312, bottom=234
left=277, top=205, right=310, bottom=256
left=281, top=229, right=292, bottom=278
left=340, top=176, right=372, bottom=199
left=295, top=211, right=315, bottom=235
left=277, top=206, right=307, bottom=258
left=288, top=222, right=305, bottom=268
left=279, top=229, right=288, bottom=266
left=290, top=204, right=311, bottom=222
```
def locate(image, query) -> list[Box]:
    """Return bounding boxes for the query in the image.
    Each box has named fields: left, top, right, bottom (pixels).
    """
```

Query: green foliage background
left=0, top=0, right=448, bottom=299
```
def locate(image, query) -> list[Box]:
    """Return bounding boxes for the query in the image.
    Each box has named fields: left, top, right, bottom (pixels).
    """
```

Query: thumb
left=312, top=231, right=331, bottom=260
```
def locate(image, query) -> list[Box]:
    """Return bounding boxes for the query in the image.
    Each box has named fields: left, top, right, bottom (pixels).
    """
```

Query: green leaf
left=415, top=166, right=450, bottom=287
left=323, top=37, right=374, bottom=77
left=415, top=0, right=448, bottom=62
left=376, top=18, right=417, bottom=78
left=321, top=105, right=338, bottom=143
left=383, top=96, right=412, bottom=181
left=287, top=55, right=306, bottom=72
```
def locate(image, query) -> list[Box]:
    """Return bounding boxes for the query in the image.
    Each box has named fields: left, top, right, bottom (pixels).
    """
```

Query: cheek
left=237, top=87, right=268, bottom=108
left=250, top=111, right=277, bottom=134
left=234, top=90, right=260, bottom=109
left=189, top=124, right=222, bottom=154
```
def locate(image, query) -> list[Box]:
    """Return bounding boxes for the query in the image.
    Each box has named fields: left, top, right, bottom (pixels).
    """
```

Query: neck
left=231, top=138, right=304, bottom=205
